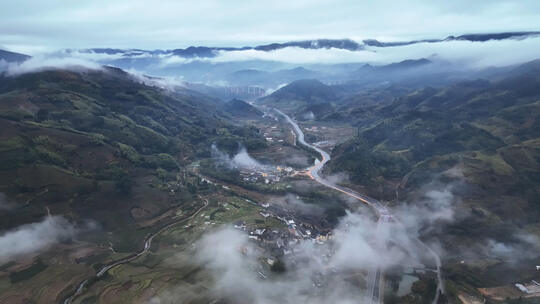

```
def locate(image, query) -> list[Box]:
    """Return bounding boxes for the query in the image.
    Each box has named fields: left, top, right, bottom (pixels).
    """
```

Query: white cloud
left=395, top=185, right=457, bottom=238
left=125, top=68, right=186, bottom=91
left=58, top=50, right=128, bottom=61
left=203, top=37, right=540, bottom=67
left=154, top=179, right=461, bottom=303
left=212, top=144, right=269, bottom=171
left=117, top=36, right=540, bottom=69
left=8, top=34, right=540, bottom=76
left=0, top=216, right=78, bottom=263
left=157, top=55, right=195, bottom=67
left=192, top=226, right=369, bottom=304
left=483, top=233, right=540, bottom=262
left=2, top=55, right=101, bottom=76
left=184, top=211, right=428, bottom=303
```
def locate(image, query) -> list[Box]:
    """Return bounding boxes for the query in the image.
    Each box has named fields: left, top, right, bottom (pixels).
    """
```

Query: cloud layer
left=0, top=56, right=101, bottom=76
left=178, top=36, right=540, bottom=67
left=0, top=216, right=78, bottom=263
left=211, top=144, right=269, bottom=170
left=152, top=180, right=461, bottom=303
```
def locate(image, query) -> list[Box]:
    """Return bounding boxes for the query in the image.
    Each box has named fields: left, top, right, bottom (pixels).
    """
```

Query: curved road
left=275, top=108, right=443, bottom=304
left=63, top=199, right=208, bottom=304
left=64, top=109, right=442, bottom=304
left=275, top=109, right=389, bottom=215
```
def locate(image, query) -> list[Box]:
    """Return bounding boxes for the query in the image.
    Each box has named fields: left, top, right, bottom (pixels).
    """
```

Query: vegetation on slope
left=0, top=67, right=265, bottom=235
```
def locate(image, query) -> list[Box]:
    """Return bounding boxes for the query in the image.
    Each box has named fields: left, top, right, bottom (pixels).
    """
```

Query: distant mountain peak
left=289, top=66, right=310, bottom=72
left=364, top=31, right=540, bottom=48
left=222, top=98, right=263, bottom=117
left=254, top=39, right=363, bottom=51
left=69, top=31, right=540, bottom=61
left=262, top=78, right=336, bottom=103
left=446, top=31, right=540, bottom=42
left=0, top=49, right=31, bottom=63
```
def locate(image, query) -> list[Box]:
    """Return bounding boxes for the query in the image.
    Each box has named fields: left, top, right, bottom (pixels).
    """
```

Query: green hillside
left=0, top=67, right=264, bottom=239
left=328, top=61, right=540, bottom=229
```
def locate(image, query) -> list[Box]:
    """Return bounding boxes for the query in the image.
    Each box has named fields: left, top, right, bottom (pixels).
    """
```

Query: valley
left=1, top=61, right=539, bottom=303
left=1, top=7, right=540, bottom=302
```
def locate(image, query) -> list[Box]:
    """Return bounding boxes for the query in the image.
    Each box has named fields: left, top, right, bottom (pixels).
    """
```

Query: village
left=229, top=197, right=335, bottom=280
left=239, top=164, right=299, bottom=184
left=476, top=278, right=540, bottom=302
left=235, top=200, right=330, bottom=245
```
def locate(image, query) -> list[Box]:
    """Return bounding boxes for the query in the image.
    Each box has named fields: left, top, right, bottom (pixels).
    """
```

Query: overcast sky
left=1, top=0, right=539, bottom=54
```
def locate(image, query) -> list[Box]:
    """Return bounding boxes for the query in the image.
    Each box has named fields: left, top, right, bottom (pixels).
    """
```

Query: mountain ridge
left=0, top=49, right=31, bottom=63
left=61, top=31, right=540, bottom=59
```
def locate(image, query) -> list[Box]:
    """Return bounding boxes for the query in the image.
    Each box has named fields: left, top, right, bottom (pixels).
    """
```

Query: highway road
left=276, top=108, right=443, bottom=304
left=275, top=109, right=389, bottom=214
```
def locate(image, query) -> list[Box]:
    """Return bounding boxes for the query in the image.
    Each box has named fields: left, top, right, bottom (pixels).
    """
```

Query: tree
left=36, top=109, right=49, bottom=122
left=270, top=258, right=286, bottom=273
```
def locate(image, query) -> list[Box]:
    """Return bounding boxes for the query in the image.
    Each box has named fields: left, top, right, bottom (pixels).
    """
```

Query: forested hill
left=0, top=66, right=265, bottom=241
left=328, top=60, right=540, bottom=224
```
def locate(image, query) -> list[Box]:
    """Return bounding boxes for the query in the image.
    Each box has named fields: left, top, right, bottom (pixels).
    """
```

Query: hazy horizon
left=2, top=0, right=540, bottom=54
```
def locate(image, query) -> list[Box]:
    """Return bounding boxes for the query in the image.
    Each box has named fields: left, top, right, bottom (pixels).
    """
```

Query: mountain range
left=0, top=49, right=31, bottom=63
left=69, top=31, right=540, bottom=59
left=3, top=31, right=538, bottom=94
left=0, top=34, right=539, bottom=302
left=257, top=59, right=540, bottom=292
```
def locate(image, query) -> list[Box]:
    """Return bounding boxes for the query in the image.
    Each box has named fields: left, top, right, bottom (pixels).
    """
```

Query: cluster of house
left=239, top=165, right=296, bottom=184
left=233, top=200, right=333, bottom=258
left=514, top=266, right=540, bottom=294
left=263, top=126, right=285, bottom=143
left=515, top=280, right=540, bottom=294
left=305, top=126, right=320, bottom=132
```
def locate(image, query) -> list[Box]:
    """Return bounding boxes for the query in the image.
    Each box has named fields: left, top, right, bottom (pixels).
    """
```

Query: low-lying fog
left=150, top=167, right=540, bottom=303
left=3, top=36, right=540, bottom=90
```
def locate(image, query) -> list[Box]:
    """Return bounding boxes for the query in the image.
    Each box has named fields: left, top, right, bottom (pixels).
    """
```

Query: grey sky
left=1, top=0, right=539, bottom=54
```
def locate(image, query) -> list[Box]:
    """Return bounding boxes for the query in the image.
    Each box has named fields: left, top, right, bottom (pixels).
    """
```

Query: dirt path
left=63, top=199, right=208, bottom=304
